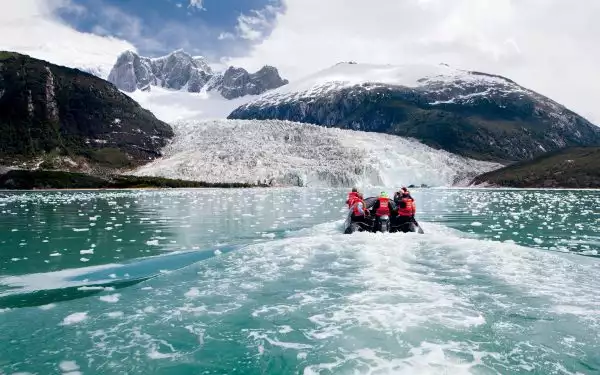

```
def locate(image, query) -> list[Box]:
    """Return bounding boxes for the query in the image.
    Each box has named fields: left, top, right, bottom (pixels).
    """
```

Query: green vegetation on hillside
left=471, top=147, right=600, bottom=188
left=0, top=170, right=260, bottom=190
left=0, top=51, right=173, bottom=170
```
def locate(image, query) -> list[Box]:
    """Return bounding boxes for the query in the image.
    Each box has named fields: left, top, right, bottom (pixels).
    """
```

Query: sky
left=54, top=0, right=282, bottom=60
left=1, top=0, right=599, bottom=124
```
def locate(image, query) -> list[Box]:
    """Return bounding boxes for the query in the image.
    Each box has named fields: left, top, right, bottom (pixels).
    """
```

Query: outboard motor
left=378, top=215, right=390, bottom=233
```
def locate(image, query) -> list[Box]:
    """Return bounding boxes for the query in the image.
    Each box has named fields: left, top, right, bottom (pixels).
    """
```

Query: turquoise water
left=0, top=188, right=599, bottom=374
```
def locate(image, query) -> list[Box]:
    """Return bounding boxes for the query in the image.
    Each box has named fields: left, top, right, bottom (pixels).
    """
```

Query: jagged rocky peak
left=107, top=49, right=288, bottom=99
left=217, top=65, right=289, bottom=100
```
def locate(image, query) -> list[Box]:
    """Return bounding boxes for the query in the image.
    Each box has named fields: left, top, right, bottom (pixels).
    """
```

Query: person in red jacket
left=370, top=191, right=396, bottom=220
left=396, top=189, right=416, bottom=232
left=350, top=193, right=370, bottom=223
left=346, top=187, right=360, bottom=208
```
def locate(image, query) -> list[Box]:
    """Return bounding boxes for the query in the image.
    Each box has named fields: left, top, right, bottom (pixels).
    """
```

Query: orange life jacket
left=397, top=197, right=416, bottom=217
left=375, top=197, right=390, bottom=216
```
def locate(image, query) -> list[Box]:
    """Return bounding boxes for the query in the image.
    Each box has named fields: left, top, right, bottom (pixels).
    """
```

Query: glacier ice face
left=132, top=119, right=500, bottom=187
left=108, top=50, right=288, bottom=99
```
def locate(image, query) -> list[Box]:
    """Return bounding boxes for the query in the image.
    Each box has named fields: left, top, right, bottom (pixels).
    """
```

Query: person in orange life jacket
left=370, top=191, right=396, bottom=218
left=396, top=188, right=416, bottom=231
left=346, top=187, right=360, bottom=208
left=350, top=193, right=370, bottom=223
left=393, top=186, right=412, bottom=204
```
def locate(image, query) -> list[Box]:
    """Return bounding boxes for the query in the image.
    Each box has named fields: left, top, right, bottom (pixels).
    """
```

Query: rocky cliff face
left=0, top=51, right=173, bottom=171
left=229, top=63, right=600, bottom=162
left=108, top=50, right=288, bottom=99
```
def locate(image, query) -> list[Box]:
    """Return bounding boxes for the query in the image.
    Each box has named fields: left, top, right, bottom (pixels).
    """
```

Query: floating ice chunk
left=72, top=228, right=89, bottom=232
left=471, top=222, right=483, bottom=227
left=39, top=303, right=56, bottom=310
left=146, top=240, right=159, bottom=246
left=59, top=360, right=79, bottom=372
left=80, top=258, right=90, bottom=262
left=50, top=252, right=61, bottom=257
left=99, top=294, right=121, bottom=303
left=80, top=249, right=94, bottom=255
left=61, top=312, right=88, bottom=325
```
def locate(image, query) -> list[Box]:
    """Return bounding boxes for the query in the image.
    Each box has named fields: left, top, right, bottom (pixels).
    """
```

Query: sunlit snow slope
left=132, top=119, right=500, bottom=187
left=234, top=62, right=523, bottom=108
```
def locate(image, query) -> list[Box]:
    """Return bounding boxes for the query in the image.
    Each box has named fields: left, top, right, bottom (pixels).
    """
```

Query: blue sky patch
left=56, top=0, right=282, bottom=60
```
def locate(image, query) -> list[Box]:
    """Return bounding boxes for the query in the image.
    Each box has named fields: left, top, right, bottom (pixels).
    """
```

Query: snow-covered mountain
left=229, top=62, right=600, bottom=162
left=108, top=50, right=288, bottom=99
left=131, top=119, right=500, bottom=187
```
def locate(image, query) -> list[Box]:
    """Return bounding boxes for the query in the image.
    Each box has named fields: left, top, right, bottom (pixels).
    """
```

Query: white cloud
left=0, top=0, right=134, bottom=78
left=228, top=0, right=600, bottom=124
left=218, top=32, right=235, bottom=41
left=88, top=4, right=166, bottom=54
left=188, top=0, right=205, bottom=10
left=235, top=5, right=279, bottom=41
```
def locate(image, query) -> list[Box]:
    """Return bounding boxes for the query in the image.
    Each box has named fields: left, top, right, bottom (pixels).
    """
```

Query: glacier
left=132, top=119, right=501, bottom=188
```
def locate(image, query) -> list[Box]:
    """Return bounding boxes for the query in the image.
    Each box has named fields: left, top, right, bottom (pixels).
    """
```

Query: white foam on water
left=106, top=311, right=124, bottom=318
left=184, top=287, right=201, bottom=298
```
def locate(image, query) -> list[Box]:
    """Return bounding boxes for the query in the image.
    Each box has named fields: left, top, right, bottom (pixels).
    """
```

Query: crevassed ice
left=132, top=119, right=500, bottom=187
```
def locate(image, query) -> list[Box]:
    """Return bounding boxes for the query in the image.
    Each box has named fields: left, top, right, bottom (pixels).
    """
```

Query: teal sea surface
left=0, top=188, right=599, bottom=374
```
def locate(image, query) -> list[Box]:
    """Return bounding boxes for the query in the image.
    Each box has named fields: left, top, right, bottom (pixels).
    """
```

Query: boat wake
left=2, top=217, right=599, bottom=374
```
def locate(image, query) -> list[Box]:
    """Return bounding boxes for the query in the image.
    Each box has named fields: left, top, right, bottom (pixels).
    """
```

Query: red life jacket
left=352, top=200, right=366, bottom=216
left=375, top=197, right=390, bottom=216
left=397, top=197, right=416, bottom=217
left=347, top=192, right=359, bottom=207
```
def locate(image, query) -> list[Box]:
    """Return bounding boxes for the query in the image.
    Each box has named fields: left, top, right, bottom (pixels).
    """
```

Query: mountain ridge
left=229, top=62, right=600, bottom=162
left=108, top=49, right=289, bottom=99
